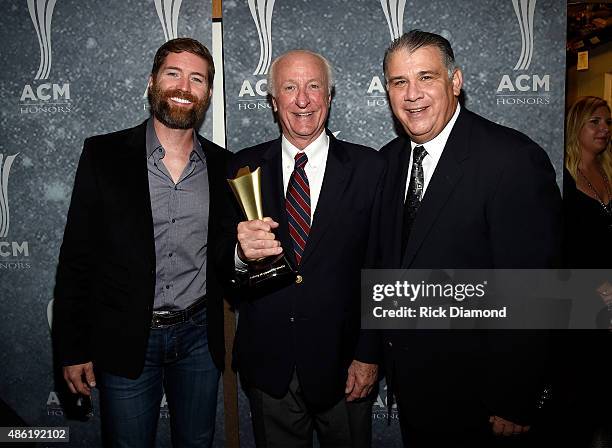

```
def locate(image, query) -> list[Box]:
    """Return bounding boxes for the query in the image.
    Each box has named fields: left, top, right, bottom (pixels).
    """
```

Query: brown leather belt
left=151, top=296, right=207, bottom=328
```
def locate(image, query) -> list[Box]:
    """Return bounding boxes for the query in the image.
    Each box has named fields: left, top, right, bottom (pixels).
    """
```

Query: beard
left=148, top=83, right=209, bottom=130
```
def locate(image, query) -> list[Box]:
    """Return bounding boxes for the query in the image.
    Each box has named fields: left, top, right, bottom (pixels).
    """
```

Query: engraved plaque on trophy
left=227, top=166, right=296, bottom=288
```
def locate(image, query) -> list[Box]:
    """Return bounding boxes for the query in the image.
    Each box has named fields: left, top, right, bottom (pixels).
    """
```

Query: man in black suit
left=53, top=38, right=231, bottom=447
left=222, top=49, right=385, bottom=447
left=379, top=30, right=562, bottom=447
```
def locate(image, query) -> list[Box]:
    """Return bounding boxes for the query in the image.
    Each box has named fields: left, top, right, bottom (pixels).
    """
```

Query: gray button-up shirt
left=146, top=119, right=209, bottom=310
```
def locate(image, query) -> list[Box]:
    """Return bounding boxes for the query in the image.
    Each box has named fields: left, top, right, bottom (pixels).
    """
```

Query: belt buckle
left=152, top=310, right=171, bottom=328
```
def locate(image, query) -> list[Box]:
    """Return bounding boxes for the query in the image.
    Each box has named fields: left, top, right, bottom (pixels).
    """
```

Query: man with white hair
left=221, top=49, right=385, bottom=447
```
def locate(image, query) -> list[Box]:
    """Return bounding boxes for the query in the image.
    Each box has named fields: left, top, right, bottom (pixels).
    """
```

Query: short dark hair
left=151, top=38, right=215, bottom=83
left=383, top=30, right=457, bottom=80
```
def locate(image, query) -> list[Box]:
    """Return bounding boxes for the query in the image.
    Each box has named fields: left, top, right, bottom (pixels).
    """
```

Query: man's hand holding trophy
left=228, top=166, right=297, bottom=288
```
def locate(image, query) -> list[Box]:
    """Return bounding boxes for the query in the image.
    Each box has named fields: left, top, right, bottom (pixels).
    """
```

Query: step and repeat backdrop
left=0, top=0, right=565, bottom=446
left=223, top=0, right=566, bottom=184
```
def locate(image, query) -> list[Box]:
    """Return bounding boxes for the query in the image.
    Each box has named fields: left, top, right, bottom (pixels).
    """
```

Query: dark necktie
left=401, top=145, right=427, bottom=253
left=286, top=152, right=311, bottom=265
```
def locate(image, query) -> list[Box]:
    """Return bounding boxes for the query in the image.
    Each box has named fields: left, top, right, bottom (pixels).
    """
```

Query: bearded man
left=53, top=38, right=231, bottom=448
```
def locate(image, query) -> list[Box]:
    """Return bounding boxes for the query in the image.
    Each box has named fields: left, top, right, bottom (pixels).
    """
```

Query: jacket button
left=295, top=275, right=303, bottom=284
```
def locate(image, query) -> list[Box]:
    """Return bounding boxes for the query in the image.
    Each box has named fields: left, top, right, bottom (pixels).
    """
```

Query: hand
left=63, top=362, right=96, bottom=396
left=596, top=281, right=612, bottom=305
left=489, top=415, right=530, bottom=436
left=595, top=282, right=612, bottom=331
left=345, top=360, right=378, bottom=402
left=237, top=218, right=283, bottom=261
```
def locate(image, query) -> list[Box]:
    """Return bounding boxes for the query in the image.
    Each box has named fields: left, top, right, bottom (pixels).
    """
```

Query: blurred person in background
left=556, top=95, right=612, bottom=447
left=565, top=96, right=612, bottom=266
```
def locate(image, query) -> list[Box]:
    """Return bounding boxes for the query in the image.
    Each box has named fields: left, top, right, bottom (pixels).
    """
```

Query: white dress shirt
left=405, top=104, right=461, bottom=200
left=281, top=130, right=329, bottom=219
left=235, top=130, right=330, bottom=268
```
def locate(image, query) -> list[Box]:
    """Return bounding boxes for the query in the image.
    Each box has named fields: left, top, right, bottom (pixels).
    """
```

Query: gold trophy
left=227, top=166, right=296, bottom=288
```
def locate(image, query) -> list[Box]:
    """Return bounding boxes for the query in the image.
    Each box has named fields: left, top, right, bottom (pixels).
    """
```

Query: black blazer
left=379, top=108, right=562, bottom=427
left=53, top=121, right=232, bottom=379
left=220, top=132, right=385, bottom=409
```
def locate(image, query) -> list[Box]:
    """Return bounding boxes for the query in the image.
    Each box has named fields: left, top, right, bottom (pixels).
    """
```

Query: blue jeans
left=97, top=308, right=219, bottom=448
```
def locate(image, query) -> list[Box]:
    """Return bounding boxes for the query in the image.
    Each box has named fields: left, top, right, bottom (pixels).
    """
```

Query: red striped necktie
left=286, top=152, right=311, bottom=265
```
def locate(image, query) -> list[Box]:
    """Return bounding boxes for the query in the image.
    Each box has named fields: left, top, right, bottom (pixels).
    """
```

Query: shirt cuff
left=234, top=244, right=248, bottom=272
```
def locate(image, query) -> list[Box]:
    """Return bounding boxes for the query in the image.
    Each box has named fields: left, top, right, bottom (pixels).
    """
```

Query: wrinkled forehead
left=391, top=45, right=447, bottom=69
left=275, top=52, right=327, bottom=80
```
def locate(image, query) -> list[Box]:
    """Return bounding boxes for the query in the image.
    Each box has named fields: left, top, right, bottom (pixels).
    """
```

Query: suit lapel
left=198, top=134, right=223, bottom=256
left=260, top=139, right=295, bottom=265
left=300, top=134, right=350, bottom=266
left=388, top=137, right=412, bottom=267
left=401, top=109, right=472, bottom=268
left=117, top=121, right=156, bottom=266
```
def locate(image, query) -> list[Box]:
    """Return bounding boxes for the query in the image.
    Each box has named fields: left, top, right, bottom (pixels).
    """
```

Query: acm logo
left=372, top=383, right=399, bottom=420
left=495, top=0, right=551, bottom=106
left=237, top=0, right=274, bottom=111
left=365, top=0, right=406, bottom=108
left=0, top=154, right=30, bottom=270
left=46, top=391, right=93, bottom=418
left=46, top=391, right=169, bottom=418
left=142, top=0, right=184, bottom=109
left=366, top=76, right=387, bottom=107
left=19, top=0, right=71, bottom=114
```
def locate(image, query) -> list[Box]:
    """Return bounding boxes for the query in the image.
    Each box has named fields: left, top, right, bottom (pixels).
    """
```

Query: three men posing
left=55, top=31, right=561, bottom=447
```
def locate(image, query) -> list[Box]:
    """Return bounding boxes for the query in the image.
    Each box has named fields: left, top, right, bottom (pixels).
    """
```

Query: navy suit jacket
left=379, top=108, right=562, bottom=428
left=220, top=132, right=385, bottom=408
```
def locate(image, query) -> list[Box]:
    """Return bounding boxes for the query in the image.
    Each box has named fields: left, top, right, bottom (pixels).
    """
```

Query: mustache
left=162, top=89, right=199, bottom=104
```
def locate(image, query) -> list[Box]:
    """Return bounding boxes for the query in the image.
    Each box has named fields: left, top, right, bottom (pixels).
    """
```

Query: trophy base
left=247, top=253, right=296, bottom=288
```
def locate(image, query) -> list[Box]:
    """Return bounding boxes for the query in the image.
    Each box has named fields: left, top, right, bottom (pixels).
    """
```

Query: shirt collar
left=145, top=117, right=204, bottom=162
left=146, top=118, right=162, bottom=158
left=192, top=134, right=205, bottom=163
left=281, top=130, right=329, bottom=169
left=410, top=103, right=461, bottom=159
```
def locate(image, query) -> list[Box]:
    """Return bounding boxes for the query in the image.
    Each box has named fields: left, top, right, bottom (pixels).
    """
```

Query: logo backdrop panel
left=223, top=0, right=565, bottom=183
left=0, top=1, right=218, bottom=446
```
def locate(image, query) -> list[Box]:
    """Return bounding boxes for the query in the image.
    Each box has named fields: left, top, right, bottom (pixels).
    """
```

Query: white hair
left=267, top=49, right=335, bottom=97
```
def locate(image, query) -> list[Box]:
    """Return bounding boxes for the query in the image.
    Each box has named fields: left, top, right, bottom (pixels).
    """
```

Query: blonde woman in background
left=565, top=96, right=612, bottom=266
left=560, top=95, right=612, bottom=447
